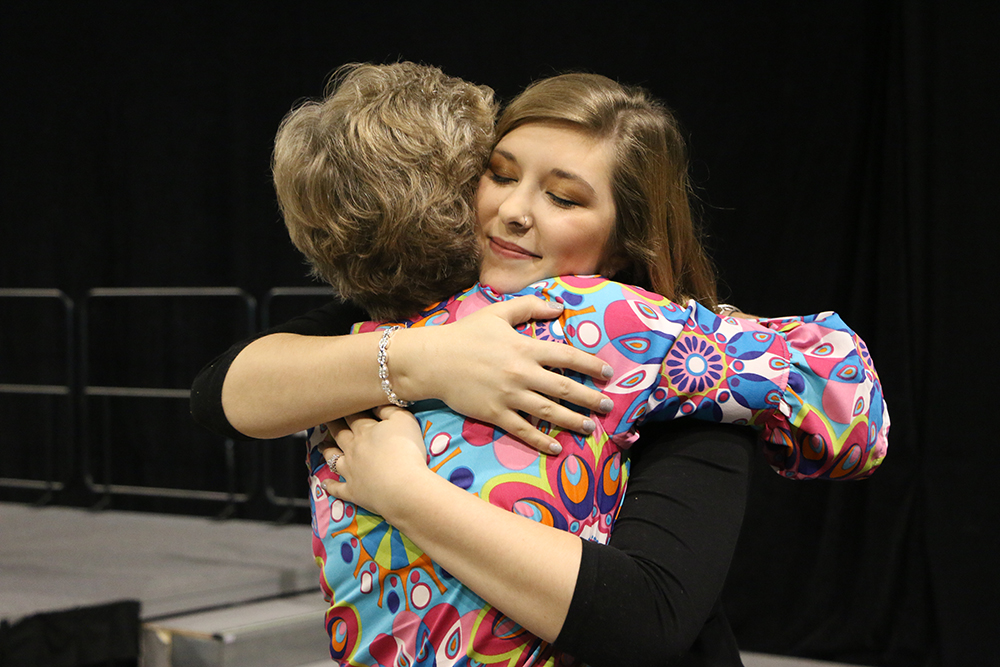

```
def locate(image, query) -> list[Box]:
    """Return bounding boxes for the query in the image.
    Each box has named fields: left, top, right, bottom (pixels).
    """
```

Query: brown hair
left=273, top=62, right=498, bottom=319
left=495, top=73, right=718, bottom=308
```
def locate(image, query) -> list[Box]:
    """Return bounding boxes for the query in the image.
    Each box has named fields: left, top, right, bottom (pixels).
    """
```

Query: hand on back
left=393, top=296, right=613, bottom=454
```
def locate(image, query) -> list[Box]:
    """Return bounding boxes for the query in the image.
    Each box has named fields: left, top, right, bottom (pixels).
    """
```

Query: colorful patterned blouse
left=307, top=275, right=889, bottom=666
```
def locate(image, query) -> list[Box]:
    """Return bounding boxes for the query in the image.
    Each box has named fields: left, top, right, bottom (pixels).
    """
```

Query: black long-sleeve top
left=190, top=300, right=750, bottom=666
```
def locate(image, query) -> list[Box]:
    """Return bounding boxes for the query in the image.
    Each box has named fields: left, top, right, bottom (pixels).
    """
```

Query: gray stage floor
left=0, top=501, right=319, bottom=623
left=1, top=501, right=861, bottom=667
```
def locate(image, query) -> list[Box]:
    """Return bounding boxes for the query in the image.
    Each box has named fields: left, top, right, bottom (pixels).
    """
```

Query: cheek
left=554, top=226, right=609, bottom=274
left=474, top=178, right=497, bottom=223
left=572, top=217, right=615, bottom=273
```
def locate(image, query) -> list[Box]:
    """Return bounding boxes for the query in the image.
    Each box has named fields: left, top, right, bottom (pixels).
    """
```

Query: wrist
left=377, top=465, right=444, bottom=528
left=377, top=326, right=411, bottom=407
left=387, top=327, right=434, bottom=403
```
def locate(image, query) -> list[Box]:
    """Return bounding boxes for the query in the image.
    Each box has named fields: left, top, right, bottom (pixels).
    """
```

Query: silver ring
left=327, top=454, right=342, bottom=477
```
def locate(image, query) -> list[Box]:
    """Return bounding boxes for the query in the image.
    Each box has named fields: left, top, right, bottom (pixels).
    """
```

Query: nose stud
left=505, top=213, right=532, bottom=230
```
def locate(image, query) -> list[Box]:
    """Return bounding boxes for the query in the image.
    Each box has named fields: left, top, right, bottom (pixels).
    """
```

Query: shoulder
left=357, top=284, right=494, bottom=331
left=538, top=276, right=690, bottom=332
left=531, top=275, right=677, bottom=309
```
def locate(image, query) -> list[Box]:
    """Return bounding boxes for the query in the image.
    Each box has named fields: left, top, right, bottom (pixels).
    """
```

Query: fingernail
left=599, top=398, right=614, bottom=413
left=549, top=299, right=565, bottom=310
left=581, top=418, right=596, bottom=434
left=602, top=365, right=614, bottom=379
left=549, top=441, right=563, bottom=455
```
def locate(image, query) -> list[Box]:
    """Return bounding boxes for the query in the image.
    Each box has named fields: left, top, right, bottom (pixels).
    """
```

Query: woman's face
left=475, top=121, right=617, bottom=294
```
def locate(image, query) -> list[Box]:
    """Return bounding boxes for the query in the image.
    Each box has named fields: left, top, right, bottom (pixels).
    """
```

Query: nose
left=497, top=185, right=534, bottom=234
left=505, top=214, right=533, bottom=232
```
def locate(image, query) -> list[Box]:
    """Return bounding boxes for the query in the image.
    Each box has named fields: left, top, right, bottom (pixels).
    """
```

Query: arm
left=322, top=407, right=751, bottom=664
left=549, top=278, right=887, bottom=479
left=556, top=420, right=751, bottom=664
left=190, top=299, right=364, bottom=440
left=738, top=309, right=890, bottom=480
left=192, top=297, right=615, bottom=451
left=221, top=329, right=392, bottom=438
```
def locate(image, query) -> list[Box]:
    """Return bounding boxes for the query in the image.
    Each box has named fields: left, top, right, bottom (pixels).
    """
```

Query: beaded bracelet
left=377, top=325, right=411, bottom=408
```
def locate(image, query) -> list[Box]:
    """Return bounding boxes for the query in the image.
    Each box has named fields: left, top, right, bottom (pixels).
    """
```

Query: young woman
left=192, top=66, right=887, bottom=666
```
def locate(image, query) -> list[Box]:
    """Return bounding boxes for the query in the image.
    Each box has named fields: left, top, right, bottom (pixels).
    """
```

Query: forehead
left=494, top=122, right=614, bottom=183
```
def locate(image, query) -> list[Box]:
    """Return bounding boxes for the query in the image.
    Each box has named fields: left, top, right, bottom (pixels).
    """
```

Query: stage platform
left=0, top=501, right=329, bottom=666
left=0, top=501, right=862, bottom=667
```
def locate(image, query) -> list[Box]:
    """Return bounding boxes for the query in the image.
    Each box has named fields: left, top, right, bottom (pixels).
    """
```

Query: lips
left=489, top=236, right=540, bottom=260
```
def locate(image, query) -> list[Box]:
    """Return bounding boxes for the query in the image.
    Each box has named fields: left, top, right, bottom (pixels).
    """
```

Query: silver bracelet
left=377, top=325, right=411, bottom=407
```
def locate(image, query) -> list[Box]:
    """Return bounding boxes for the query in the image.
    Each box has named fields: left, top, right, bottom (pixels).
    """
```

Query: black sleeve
left=554, top=420, right=753, bottom=667
left=189, top=300, right=367, bottom=441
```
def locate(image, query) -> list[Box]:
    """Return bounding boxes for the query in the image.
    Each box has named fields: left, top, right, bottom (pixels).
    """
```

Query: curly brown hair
left=273, top=62, right=498, bottom=320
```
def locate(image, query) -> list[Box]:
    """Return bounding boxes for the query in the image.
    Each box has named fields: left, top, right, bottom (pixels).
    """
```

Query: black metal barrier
left=259, top=287, right=337, bottom=521
left=0, top=289, right=75, bottom=503
left=1, top=286, right=345, bottom=519
left=79, top=288, right=257, bottom=514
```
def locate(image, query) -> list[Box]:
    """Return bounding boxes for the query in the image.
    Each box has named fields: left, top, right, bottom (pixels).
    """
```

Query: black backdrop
left=2, top=2, right=996, bottom=666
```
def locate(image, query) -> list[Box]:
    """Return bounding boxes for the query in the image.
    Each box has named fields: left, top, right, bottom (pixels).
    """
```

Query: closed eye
left=488, top=171, right=516, bottom=185
left=548, top=192, right=580, bottom=208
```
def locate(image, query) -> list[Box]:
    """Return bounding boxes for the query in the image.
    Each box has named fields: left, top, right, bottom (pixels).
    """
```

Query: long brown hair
left=495, top=73, right=718, bottom=308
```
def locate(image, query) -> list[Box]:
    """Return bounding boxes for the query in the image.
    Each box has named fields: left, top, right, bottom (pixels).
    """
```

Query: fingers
left=533, top=367, right=615, bottom=418
left=325, top=418, right=352, bottom=449
left=325, top=451, right=344, bottom=478
left=321, top=476, right=348, bottom=501
left=328, top=412, right=383, bottom=454
left=317, top=442, right=343, bottom=460
left=372, top=404, right=410, bottom=422
left=516, top=394, right=602, bottom=439
left=501, top=384, right=605, bottom=449
left=488, top=297, right=617, bottom=379
left=343, top=411, right=378, bottom=430
left=491, top=295, right=566, bottom=325
left=493, top=391, right=613, bottom=455
left=493, top=412, right=563, bottom=455
left=535, top=340, right=614, bottom=384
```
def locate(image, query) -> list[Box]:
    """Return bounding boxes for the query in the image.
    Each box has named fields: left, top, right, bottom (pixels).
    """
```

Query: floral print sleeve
left=546, top=276, right=888, bottom=480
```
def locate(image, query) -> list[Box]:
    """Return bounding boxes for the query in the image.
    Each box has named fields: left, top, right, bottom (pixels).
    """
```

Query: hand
left=319, top=405, right=430, bottom=517
left=319, top=404, right=580, bottom=643
left=394, top=296, right=614, bottom=454
left=718, top=303, right=761, bottom=320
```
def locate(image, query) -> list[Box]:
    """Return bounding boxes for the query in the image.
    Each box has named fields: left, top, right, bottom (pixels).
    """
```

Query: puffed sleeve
left=750, top=311, right=889, bottom=480
left=642, top=302, right=888, bottom=480
left=548, top=276, right=888, bottom=481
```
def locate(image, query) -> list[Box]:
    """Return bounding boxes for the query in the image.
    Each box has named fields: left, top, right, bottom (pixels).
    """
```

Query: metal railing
left=2, top=285, right=342, bottom=518
left=79, top=287, right=257, bottom=512
left=0, top=289, right=75, bottom=502
left=259, top=287, right=337, bottom=519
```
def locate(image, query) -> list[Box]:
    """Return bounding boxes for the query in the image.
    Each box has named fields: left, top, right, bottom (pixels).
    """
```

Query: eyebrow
left=551, top=168, right=597, bottom=197
left=492, top=149, right=598, bottom=198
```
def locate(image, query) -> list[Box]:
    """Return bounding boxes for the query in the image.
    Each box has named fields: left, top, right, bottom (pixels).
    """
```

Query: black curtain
left=2, top=2, right=996, bottom=665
